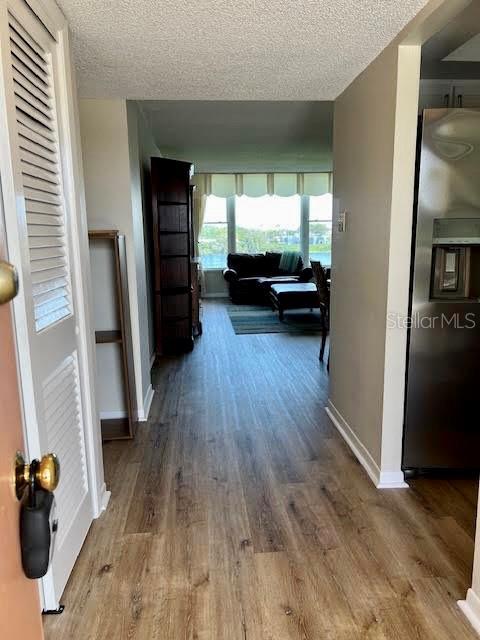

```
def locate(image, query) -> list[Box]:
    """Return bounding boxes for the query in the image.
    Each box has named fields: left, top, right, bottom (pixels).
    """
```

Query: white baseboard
left=137, top=384, right=154, bottom=422
left=325, top=400, right=408, bottom=489
left=377, top=471, right=408, bottom=489
left=100, top=385, right=155, bottom=424
left=95, top=482, right=111, bottom=518
left=99, top=410, right=126, bottom=419
left=459, top=589, right=480, bottom=636
left=202, top=293, right=229, bottom=299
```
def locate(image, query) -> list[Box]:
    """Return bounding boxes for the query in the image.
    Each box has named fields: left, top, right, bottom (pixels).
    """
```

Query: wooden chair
left=310, top=261, right=330, bottom=362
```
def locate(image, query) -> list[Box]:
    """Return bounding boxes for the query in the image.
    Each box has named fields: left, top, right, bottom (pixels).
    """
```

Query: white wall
left=202, top=269, right=229, bottom=298
left=327, top=0, right=470, bottom=488
left=79, top=99, right=158, bottom=420
left=129, top=101, right=162, bottom=356
left=125, top=101, right=158, bottom=387
left=329, top=43, right=401, bottom=476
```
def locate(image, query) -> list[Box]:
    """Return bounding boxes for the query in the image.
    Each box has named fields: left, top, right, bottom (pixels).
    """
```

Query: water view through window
left=199, top=193, right=332, bottom=268
left=309, top=193, right=332, bottom=267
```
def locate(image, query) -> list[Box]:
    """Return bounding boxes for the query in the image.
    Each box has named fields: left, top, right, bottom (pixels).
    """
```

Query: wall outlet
left=338, top=210, right=347, bottom=232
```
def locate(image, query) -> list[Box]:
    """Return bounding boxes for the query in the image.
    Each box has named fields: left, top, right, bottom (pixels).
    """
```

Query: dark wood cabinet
left=151, top=157, right=195, bottom=355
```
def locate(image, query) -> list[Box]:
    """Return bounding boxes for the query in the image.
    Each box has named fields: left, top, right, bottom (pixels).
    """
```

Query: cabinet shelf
left=158, top=200, right=188, bottom=206
left=158, top=286, right=191, bottom=295
left=100, top=417, right=132, bottom=440
left=95, top=330, right=122, bottom=344
left=160, top=254, right=190, bottom=259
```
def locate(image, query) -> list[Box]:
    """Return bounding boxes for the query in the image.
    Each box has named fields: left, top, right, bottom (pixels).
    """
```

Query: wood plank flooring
left=44, top=300, right=479, bottom=639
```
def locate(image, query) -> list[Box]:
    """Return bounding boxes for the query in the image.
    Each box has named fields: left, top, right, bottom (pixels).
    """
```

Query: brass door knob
left=15, top=452, right=60, bottom=500
left=0, top=260, right=19, bottom=305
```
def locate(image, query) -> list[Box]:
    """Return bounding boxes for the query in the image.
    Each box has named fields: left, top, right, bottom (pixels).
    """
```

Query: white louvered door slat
left=13, top=68, right=51, bottom=106
left=18, top=134, right=57, bottom=163
left=17, top=114, right=57, bottom=145
left=27, top=212, right=62, bottom=225
left=42, top=354, right=88, bottom=550
left=10, top=15, right=72, bottom=332
left=20, top=149, right=56, bottom=171
left=1, top=3, right=94, bottom=611
left=10, top=17, right=72, bottom=331
left=25, top=199, right=61, bottom=214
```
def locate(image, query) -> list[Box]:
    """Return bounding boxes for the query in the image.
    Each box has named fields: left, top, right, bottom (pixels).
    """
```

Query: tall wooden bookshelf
left=151, top=158, right=195, bottom=355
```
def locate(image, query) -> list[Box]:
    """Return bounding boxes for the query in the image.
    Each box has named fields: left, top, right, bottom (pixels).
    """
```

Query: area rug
left=227, top=304, right=324, bottom=335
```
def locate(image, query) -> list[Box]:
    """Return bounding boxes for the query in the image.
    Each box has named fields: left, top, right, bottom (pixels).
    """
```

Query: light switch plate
left=338, top=210, right=347, bottom=232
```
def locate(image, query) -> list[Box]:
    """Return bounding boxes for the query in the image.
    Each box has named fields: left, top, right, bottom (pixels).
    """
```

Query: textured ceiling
left=138, top=100, right=333, bottom=172
left=58, top=0, right=430, bottom=100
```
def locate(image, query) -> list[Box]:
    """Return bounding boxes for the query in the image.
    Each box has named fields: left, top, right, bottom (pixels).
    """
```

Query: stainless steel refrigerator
left=403, top=108, right=480, bottom=472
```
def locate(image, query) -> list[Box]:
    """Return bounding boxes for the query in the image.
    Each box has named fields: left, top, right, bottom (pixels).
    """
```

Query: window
left=236, top=195, right=301, bottom=255
left=308, top=193, right=333, bottom=266
left=198, top=190, right=333, bottom=268
left=199, top=196, right=228, bottom=268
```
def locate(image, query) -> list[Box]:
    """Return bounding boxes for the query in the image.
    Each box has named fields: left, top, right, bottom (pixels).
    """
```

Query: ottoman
left=269, top=282, right=328, bottom=361
left=269, top=283, right=319, bottom=321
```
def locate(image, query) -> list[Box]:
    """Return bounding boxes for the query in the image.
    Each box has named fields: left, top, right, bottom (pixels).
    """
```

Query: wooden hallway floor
left=45, top=301, right=479, bottom=640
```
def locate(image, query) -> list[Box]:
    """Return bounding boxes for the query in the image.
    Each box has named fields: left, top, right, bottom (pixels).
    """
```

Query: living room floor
left=45, top=300, right=478, bottom=640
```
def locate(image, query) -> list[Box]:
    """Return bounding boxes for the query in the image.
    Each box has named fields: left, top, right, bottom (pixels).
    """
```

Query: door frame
left=0, top=0, right=109, bottom=607
left=0, top=179, right=44, bottom=638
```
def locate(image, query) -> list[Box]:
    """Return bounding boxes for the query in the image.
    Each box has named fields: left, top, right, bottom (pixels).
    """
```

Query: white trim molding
left=58, top=25, right=107, bottom=519
left=100, top=385, right=155, bottom=422
left=325, top=401, right=408, bottom=489
left=98, top=482, right=111, bottom=514
left=138, top=384, right=154, bottom=422
left=202, top=293, right=230, bottom=299
left=459, top=589, right=480, bottom=636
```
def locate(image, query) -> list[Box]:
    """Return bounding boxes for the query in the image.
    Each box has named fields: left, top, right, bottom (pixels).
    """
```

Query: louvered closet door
left=0, top=2, right=93, bottom=609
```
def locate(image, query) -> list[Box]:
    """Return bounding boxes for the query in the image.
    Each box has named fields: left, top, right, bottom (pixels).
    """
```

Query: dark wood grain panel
left=159, top=232, right=189, bottom=256
left=151, top=157, right=194, bottom=355
left=161, top=293, right=190, bottom=319
left=160, top=257, right=189, bottom=289
left=157, top=204, right=188, bottom=233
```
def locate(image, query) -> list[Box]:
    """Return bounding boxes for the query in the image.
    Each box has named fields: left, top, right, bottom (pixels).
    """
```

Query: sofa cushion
left=227, top=253, right=266, bottom=277
left=264, top=252, right=282, bottom=275
left=279, top=251, right=302, bottom=274
left=227, top=251, right=303, bottom=278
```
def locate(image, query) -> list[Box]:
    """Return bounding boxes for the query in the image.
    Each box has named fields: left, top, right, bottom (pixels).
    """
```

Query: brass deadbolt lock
left=15, top=452, right=60, bottom=500
left=0, top=260, right=19, bottom=305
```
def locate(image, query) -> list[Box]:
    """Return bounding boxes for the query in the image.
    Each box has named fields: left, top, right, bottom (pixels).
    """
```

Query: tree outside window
left=235, top=195, right=301, bottom=255
left=309, top=194, right=332, bottom=267
left=199, top=192, right=333, bottom=268
left=199, top=196, right=228, bottom=268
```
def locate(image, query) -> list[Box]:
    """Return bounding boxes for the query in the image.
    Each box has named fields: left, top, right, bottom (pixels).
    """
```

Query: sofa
left=222, top=252, right=313, bottom=304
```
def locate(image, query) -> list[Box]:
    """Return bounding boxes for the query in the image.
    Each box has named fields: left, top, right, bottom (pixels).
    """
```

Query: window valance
left=192, top=172, right=332, bottom=198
